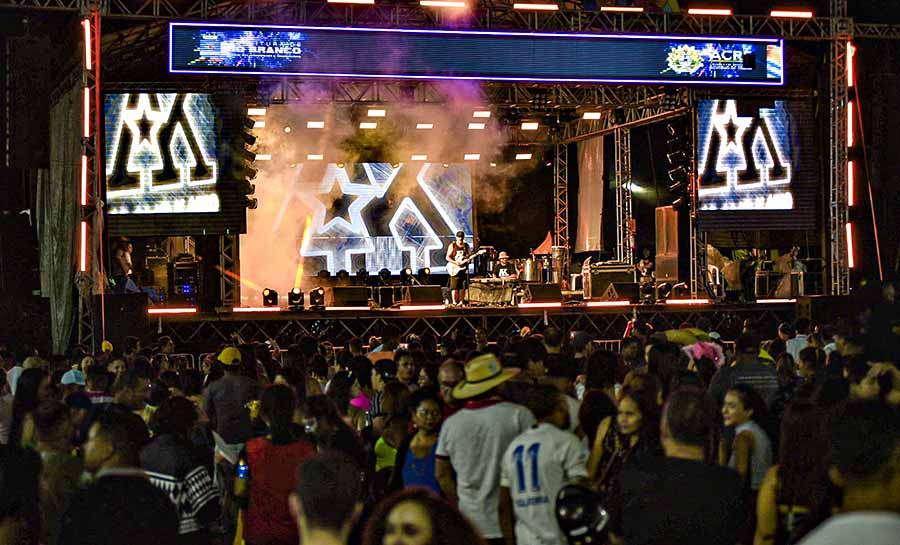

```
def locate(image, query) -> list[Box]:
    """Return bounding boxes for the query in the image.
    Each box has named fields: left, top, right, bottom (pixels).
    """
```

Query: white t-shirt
left=500, top=423, right=589, bottom=545
left=796, top=512, right=900, bottom=545
left=786, top=335, right=809, bottom=363
left=437, top=401, right=535, bottom=539
left=564, top=395, right=580, bottom=434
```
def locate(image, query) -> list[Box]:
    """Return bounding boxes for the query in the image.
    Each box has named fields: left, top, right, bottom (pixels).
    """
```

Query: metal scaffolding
left=829, top=0, right=851, bottom=295
left=613, top=127, right=633, bottom=266
left=553, top=142, right=569, bottom=253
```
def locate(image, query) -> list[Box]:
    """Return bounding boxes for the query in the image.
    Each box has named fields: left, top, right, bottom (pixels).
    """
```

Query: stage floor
left=148, top=301, right=796, bottom=354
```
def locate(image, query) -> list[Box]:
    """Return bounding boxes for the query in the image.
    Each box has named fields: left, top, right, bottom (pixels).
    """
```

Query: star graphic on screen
left=323, top=178, right=359, bottom=226
left=120, top=93, right=174, bottom=190
left=711, top=99, right=752, bottom=189
left=137, top=112, right=153, bottom=144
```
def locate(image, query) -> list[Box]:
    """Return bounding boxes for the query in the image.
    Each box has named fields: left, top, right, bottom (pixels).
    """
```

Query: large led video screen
left=242, top=161, right=475, bottom=284
left=696, top=98, right=817, bottom=230
left=103, top=92, right=247, bottom=236
left=169, top=22, right=783, bottom=86
left=105, top=93, right=219, bottom=215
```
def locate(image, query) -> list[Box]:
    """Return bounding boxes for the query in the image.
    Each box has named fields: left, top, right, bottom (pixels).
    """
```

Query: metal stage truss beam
left=613, top=127, right=633, bottom=266
left=829, top=0, right=850, bottom=295
left=554, top=142, right=569, bottom=255
left=3, top=0, right=900, bottom=40
left=153, top=303, right=795, bottom=353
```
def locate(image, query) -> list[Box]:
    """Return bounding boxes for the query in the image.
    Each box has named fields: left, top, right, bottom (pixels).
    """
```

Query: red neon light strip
left=518, top=302, right=563, bottom=309
left=600, top=6, right=644, bottom=12
left=399, top=305, right=446, bottom=311
left=687, top=8, right=733, bottom=15
left=770, top=10, right=813, bottom=18
left=83, top=87, right=90, bottom=137
left=148, top=307, right=198, bottom=315
left=847, top=41, right=855, bottom=88
left=513, top=3, right=559, bottom=10
left=80, top=155, right=88, bottom=206
left=79, top=221, right=87, bottom=272
left=83, top=19, right=91, bottom=71
left=757, top=298, right=797, bottom=303
left=848, top=161, right=855, bottom=206
left=586, top=301, right=632, bottom=307
left=847, top=101, right=854, bottom=147
left=845, top=222, right=855, bottom=268
left=325, top=306, right=372, bottom=311
left=664, top=299, right=710, bottom=305
left=232, top=307, right=282, bottom=313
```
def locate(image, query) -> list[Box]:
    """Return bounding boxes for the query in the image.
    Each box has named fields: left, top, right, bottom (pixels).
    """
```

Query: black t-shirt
left=607, top=456, right=744, bottom=545
left=494, top=263, right=517, bottom=278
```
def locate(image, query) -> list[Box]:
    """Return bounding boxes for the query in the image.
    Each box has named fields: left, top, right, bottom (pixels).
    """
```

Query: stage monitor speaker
left=401, top=285, right=443, bottom=305
left=655, top=206, right=679, bottom=283
left=94, top=293, right=151, bottom=350
left=586, top=267, right=634, bottom=300
left=524, top=283, right=562, bottom=303
left=601, top=282, right=639, bottom=303
left=327, top=287, right=370, bottom=307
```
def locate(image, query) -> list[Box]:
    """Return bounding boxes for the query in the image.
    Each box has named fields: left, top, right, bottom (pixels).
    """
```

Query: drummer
left=493, top=251, right=519, bottom=280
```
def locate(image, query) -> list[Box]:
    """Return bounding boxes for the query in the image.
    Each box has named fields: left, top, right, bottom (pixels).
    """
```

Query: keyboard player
left=493, top=251, right=519, bottom=280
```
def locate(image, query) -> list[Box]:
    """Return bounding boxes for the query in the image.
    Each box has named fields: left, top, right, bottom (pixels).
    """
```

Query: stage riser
left=148, top=305, right=795, bottom=356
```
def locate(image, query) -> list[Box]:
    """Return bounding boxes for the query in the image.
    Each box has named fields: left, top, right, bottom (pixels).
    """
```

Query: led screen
left=169, top=22, right=783, bottom=86
left=245, top=162, right=475, bottom=277
left=696, top=98, right=816, bottom=230
left=104, top=93, right=219, bottom=215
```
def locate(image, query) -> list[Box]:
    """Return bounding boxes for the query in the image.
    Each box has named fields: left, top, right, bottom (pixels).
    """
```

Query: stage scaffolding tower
left=829, top=0, right=851, bottom=295
left=613, top=127, right=633, bottom=266
left=553, top=142, right=569, bottom=270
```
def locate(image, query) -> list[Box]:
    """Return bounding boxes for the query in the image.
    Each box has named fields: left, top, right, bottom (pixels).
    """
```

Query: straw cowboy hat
left=452, top=354, right=520, bottom=400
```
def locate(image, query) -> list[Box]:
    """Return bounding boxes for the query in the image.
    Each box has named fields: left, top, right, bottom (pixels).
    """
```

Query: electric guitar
left=447, top=248, right=487, bottom=277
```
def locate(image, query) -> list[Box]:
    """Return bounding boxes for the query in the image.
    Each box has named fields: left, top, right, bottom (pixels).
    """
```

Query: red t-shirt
left=244, top=436, right=316, bottom=545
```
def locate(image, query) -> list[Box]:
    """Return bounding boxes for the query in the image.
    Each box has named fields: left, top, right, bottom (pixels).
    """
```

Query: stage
left=147, top=301, right=796, bottom=354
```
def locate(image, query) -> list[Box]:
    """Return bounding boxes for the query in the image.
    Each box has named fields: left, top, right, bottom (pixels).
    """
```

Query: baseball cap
left=61, top=369, right=86, bottom=386
left=59, top=369, right=84, bottom=386
left=101, top=340, right=114, bottom=353
left=217, top=346, right=242, bottom=366
left=499, top=251, right=510, bottom=259
left=455, top=230, right=465, bottom=238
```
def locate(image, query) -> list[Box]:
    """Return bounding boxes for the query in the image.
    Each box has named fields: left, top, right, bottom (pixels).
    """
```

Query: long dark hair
left=777, top=401, right=830, bottom=508
left=261, top=384, right=299, bottom=445
left=362, top=489, right=488, bottom=545
left=618, top=384, right=662, bottom=454
left=9, top=368, right=48, bottom=446
left=326, top=371, right=354, bottom=417
left=727, top=383, right=778, bottom=450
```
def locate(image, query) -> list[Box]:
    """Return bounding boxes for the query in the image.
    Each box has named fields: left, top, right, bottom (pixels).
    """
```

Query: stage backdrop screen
left=169, top=22, right=783, bottom=86
left=242, top=162, right=475, bottom=281
left=696, top=98, right=817, bottom=231
left=103, top=92, right=247, bottom=236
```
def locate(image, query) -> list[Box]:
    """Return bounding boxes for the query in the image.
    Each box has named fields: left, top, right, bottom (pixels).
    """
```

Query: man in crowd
left=500, top=384, right=588, bottom=545
left=33, top=400, right=82, bottom=545
left=606, top=388, right=744, bottom=545
left=709, top=332, right=779, bottom=407
left=59, top=407, right=178, bottom=545
left=289, top=453, right=364, bottom=545
left=786, top=318, right=811, bottom=362
left=84, top=366, right=113, bottom=405
left=517, top=337, right=548, bottom=383
left=437, top=354, right=535, bottom=544
left=797, top=401, right=900, bottom=544
left=438, top=359, right=465, bottom=417
left=203, top=346, right=259, bottom=448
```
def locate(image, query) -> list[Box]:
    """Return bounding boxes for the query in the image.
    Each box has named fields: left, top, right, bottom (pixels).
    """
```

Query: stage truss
left=154, top=303, right=795, bottom=354
left=5, top=0, right=873, bottom=346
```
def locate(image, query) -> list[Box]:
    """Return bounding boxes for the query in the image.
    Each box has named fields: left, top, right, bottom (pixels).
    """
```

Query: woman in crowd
left=417, top=363, right=439, bottom=391
left=326, top=371, right=355, bottom=422
left=754, top=401, right=831, bottom=545
left=142, top=396, right=219, bottom=545
left=363, top=489, right=488, bottom=545
left=588, top=384, right=662, bottom=490
left=303, top=395, right=366, bottom=469
left=9, top=368, right=51, bottom=449
left=236, top=385, right=315, bottom=545
left=349, top=356, right=374, bottom=431
left=388, top=390, right=443, bottom=495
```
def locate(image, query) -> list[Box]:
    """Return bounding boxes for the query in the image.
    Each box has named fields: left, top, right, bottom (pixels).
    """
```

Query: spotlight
left=357, top=268, right=370, bottom=285
left=308, top=287, right=326, bottom=310
left=666, top=150, right=688, bottom=165
left=378, top=268, right=392, bottom=285
left=417, top=267, right=431, bottom=284
left=400, top=267, right=415, bottom=286
left=284, top=126, right=292, bottom=133
left=288, top=287, right=304, bottom=309
left=317, top=270, right=331, bottom=280
left=262, top=288, right=279, bottom=307
left=336, top=270, right=351, bottom=284
left=668, top=179, right=687, bottom=193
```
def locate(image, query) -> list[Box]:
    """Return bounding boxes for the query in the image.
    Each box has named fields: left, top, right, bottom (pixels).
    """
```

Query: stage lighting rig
left=400, top=267, right=415, bottom=286
left=288, top=287, right=304, bottom=310
left=378, top=268, right=392, bottom=285
left=336, top=269, right=351, bottom=285
left=262, top=288, right=279, bottom=307
left=317, top=270, right=331, bottom=280
left=309, top=287, right=326, bottom=310
left=417, top=267, right=431, bottom=284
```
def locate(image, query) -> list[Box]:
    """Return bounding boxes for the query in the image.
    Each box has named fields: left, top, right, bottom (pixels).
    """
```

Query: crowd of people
left=0, top=312, right=899, bottom=545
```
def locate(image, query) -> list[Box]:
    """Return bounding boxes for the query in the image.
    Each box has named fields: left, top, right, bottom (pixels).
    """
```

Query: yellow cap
left=218, top=346, right=242, bottom=366
left=101, top=340, right=113, bottom=353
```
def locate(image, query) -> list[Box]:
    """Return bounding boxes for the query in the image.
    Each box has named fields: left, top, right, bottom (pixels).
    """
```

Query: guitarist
left=446, top=230, right=473, bottom=306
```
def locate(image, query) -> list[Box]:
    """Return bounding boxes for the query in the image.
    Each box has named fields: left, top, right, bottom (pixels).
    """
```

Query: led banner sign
left=169, top=22, right=784, bottom=85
